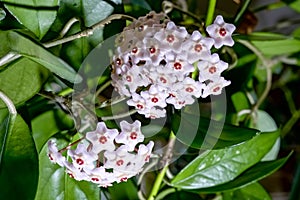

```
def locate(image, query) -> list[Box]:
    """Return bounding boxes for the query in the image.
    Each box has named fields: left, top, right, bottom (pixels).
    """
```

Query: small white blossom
left=202, top=77, right=231, bottom=98
left=47, top=140, right=66, bottom=167
left=86, top=122, right=119, bottom=154
left=206, top=15, right=236, bottom=49
left=115, top=120, right=144, bottom=151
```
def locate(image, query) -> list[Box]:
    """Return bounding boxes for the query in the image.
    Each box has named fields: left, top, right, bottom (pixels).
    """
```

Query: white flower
left=47, top=140, right=66, bottom=167
left=198, top=53, right=229, bottom=82
left=67, top=143, right=98, bottom=170
left=142, top=107, right=167, bottom=119
left=183, top=30, right=214, bottom=63
left=140, top=85, right=168, bottom=108
left=202, top=77, right=231, bottom=98
left=154, top=21, right=188, bottom=53
left=86, top=122, right=119, bottom=154
left=206, top=15, right=236, bottom=49
left=85, top=167, right=116, bottom=187
left=174, top=77, right=204, bottom=98
left=64, top=161, right=89, bottom=181
left=115, top=120, right=144, bottom=151
left=166, top=91, right=195, bottom=109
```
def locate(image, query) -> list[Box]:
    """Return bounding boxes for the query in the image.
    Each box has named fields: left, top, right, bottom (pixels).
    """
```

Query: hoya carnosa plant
left=111, top=12, right=235, bottom=119
left=48, top=120, right=154, bottom=187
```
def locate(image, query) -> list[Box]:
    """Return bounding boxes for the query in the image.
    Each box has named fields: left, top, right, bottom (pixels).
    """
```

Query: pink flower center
left=68, top=173, right=75, bottom=179
left=151, top=97, right=159, bottom=103
left=209, top=66, right=217, bottom=74
left=186, top=87, right=194, bottom=93
left=99, top=136, right=107, bottom=144
left=116, top=159, right=124, bottom=166
left=130, top=132, right=138, bottom=140
left=166, top=34, right=175, bottom=43
left=138, top=25, right=144, bottom=32
left=76, top=158, right=84, bottom=165
left=194, top=44, right=203, bottom=52
left=145, top=155, right=150, bottom=162
left=219, top=28, right=227, bottom=37
left=126, top=75, right=132, bottom=82
left=213, top=86, right=220, bottom=93
left=160, top=77, right=167, bottom=84
left=174, top=62, right=182, bottom=70
left=149, top=46, right=156, bottom=54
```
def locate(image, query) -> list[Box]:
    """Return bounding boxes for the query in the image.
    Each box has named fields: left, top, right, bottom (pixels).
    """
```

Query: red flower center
left=174, top=62, right=182, bottom=70
left=219, top=28, right=226, bottom=37
left=76, top=158, right=84, bottom=165
left=160, top=77, right=167, bottom=84
left=92, top=177, right=99, bottom=182
left=149, top=46, right=156, bottom=54
left=130, top=132, right=138, bottom=140
left=116, top=58, right=122, bottom=65
left=120, top=177, right=127, bottom=182
left=126, top=75, right=132, bottom=82
left=137, top=104, right=144, bottom=109
left=151, top=97, right=159, bottom=103
left=132, top=47, right=138, bottom=54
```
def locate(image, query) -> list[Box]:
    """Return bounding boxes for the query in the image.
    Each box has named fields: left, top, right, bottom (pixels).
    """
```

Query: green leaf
left=35, top=138, right=100, bottom=200
left=222, top=182, right=271, bottom=200
left=252, top=39, right=300, bottom=56
left=170, top=130, right=279, bottom=189
left=0, top=113, right=39, bottom=200
left=0, top=8, right=6, bottom=21
left=2, top=0, right=59, bottom=39
left=231, top=92, right=250, bottom=112
left=0, top=57, right=49, bottom=108
left=32, top=109, right=74, bottom=152
left=0, top=31, right=80, bottom=83
left=108, top=180, right=139, bottom=200
left=171, top=111, right=258, bottom=149
left=191, top=152, right=292, bottom=193
left=251, top=110, right=280, bottom=161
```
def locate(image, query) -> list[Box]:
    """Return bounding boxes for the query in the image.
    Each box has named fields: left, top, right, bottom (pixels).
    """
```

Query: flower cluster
left=111, top=12, right=235, bottom=119
left=48, top=120, right=154, bottom=187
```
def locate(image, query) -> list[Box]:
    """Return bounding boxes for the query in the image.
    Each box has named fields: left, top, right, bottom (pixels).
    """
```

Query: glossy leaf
left=222, top=182, right=271, bottom=200
left=0, top=57, right=49, bottom=108
left=31, top=109, right=74, bottom=152
left=3, top=0, right=59, bottom=39
left=0, top=31, right=80, bottom=83
left=170, top=130, right=279, bottom=189
left=191, top=152, right=292, bottom=193
left=252, top=39, right=300, bottom=56
left=0, top=113, right=39, bottom=200
left=35, top=138, right=100, bottom=200
left=171, top=111, right=258, bottom=149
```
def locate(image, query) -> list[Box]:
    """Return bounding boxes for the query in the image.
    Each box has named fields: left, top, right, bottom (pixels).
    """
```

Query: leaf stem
left=101, top=109, right=137, bottom=121
left=205, top=0, right=217, bottom=26
left=43, top=14, right=135, bottom=48
left=0, top=91, right=17, bottom=115
left=147, top=131, right=176, bottom=200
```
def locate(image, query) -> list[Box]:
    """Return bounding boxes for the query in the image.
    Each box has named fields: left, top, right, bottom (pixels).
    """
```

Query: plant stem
left=281, top=109, right=300, bottom=138
left=147, top=131, right=176, bottom=200
left=205, top=0, right=217, bottom=26
left=234, top=0, right=251, bottom=24
left=101, top=109, right=137, bottom=121
left=43, top=14, right=135, bottom=48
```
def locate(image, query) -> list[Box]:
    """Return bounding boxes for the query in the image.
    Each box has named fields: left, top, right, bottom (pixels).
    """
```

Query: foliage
left=0, top=0, right=299, bottom=199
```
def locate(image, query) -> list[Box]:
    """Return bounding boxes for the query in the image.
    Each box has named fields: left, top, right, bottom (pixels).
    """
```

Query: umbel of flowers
left=111, top=12, right=235, bottom=119
left=48, top=120, right=154, bottom=187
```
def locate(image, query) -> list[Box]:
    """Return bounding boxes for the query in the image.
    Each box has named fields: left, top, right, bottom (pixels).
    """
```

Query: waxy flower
left=206, top=15, right=236, bottom=49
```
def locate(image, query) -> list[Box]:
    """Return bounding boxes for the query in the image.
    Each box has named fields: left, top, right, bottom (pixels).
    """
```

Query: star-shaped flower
left=206, top=15, right=236, bottom=49
left=86, top=122, right=119, bottom=154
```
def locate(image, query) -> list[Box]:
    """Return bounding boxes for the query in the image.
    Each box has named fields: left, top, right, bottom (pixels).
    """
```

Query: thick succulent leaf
left=31, top=109, right=74, bottom=152
left=0, top=31, right=80, bottom=83
left=191, top=152, right=292, bottom=193
left=0, top=113, right=39, bottom=200
left=170, top=130, right=279, bottom=189
left=34, top=138, right=100, bottom=200
left=172, top=111, right=259, bottom=149
left=222, top=182, right=271, bottom=200
left=2, top=0, right=59, bottom=39
left=0, top=57, right=49, bottom=108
